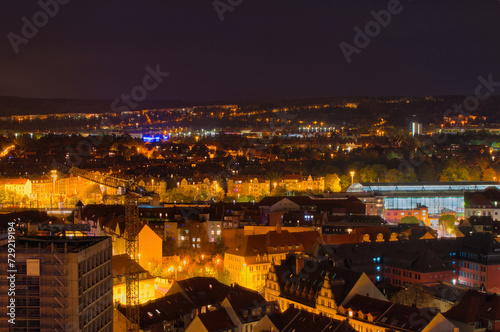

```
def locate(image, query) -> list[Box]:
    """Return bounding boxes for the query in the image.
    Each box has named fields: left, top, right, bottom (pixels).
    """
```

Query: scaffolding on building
left=15, top=241, right=67, bottom=331
left=51, top=242, right=68, bottom=331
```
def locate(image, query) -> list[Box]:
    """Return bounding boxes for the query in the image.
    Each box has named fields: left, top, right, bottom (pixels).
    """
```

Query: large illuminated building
left=0, top=236, right=113, bottom=331
left=224, top=227, right=322, bottom=291
left=348, top=181, right=500, bottom=217
left=227, top=175, right=271, bottom=199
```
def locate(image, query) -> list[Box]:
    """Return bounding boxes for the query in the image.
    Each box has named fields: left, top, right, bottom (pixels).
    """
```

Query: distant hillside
left=1, top=96, right=500, bottom=125
left=0, top=96, right=217, bottom=117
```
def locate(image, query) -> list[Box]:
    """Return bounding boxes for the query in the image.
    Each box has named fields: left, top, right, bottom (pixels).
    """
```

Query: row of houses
left=0, top=173, right=168, bottom=207
left=116, top=274, right=478, bottom=332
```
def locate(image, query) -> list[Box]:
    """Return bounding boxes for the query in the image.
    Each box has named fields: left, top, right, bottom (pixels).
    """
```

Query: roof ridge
left=375, top=301, right=395, bottom=324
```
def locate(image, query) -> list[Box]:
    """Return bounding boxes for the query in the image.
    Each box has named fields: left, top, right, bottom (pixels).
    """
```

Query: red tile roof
left=3, top=178, right=29, bottom=185
left=445, top=290, right=500, bottom=323
left=226, top=230, right=304, bottom=256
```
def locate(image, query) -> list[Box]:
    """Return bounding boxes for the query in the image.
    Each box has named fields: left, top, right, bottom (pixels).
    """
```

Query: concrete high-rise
left=0, top=236, right=113, bottom=331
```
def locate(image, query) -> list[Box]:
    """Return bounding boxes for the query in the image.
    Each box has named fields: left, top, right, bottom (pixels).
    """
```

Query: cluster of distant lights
left=298, top=126, right=335, bottom=132
left=142, top=129, right=220, bottom=142
left=142, top=135, right=169, bottom=143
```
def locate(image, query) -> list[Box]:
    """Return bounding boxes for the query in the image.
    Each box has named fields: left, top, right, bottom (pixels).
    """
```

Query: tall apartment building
left=0, top=236, right=113, bottom=331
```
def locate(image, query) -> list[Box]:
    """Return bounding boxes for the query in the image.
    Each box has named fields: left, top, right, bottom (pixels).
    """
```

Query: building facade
left=224, top=229, right=315, bottom=290
left=227, top=175, right=271, bottom=199
left=278, top=174, right=325, bottom=193
left=464, top=189, right=500, bottom=221
left=384, top=204, right=429, bottom=225
left=0, top=236, right=113, bottom=331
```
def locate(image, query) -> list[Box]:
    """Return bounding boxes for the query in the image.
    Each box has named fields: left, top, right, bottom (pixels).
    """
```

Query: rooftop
left=3, top=236, right=110, bottom=253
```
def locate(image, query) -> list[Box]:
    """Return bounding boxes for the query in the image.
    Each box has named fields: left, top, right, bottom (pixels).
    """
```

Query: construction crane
left=69, top=167, right=158, bottom=332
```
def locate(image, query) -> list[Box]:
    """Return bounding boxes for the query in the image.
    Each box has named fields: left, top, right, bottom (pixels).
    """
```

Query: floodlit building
left=112, top=254, right=156, bottom=304
left=265, top=255, right=387, bottom=318
left=278, top=174, right=325, bottom=193
left=135, top=177, right=167, bottom=196
left=412, top=122, right=423, bottom=136
left=0, top=236, right=113, bottom=331
left=1, top=178, right=32, bottom=198
left=224, top=228, right=322, bottom=291
left=348, top=181, right=500, bottom=216
left=384, top=204, right=429, bottom=225
left=227, top=175, right=271, bottom=199
left=177, top=177, right=223, bottom=199
left=30, top=176, right=54, bottom=208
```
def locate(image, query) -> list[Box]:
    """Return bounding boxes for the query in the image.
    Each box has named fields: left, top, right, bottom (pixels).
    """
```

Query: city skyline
left=2, top=1, right=500, bottom=331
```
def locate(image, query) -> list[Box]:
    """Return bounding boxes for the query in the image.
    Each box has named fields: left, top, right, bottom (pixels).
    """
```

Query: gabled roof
left=258, top=196, right=307, bottom=207
left=384, top=245, right=450, bottom=273
left=290, top=231, right=324, bottom=252
left=277, top=307, right=354, bottom=332
left=465, top=188, right=500, bottom=207
left=112, top=254, right=153, bottom=283
left=277, top=258, right=363, bottom=307
left=3, top=178, right=29, bottom=185
left=317, top=240, right=453, bottom=273
left=170, top=277, right=231, bottom=307
left=445, top=290, right=500, bottom=323
left=341, top=294, right=438, bottom=332
left=103, top=215, right=126, bottom=234
left=468, top=193, right=493, bottom=208
left=112, top=254, right=148, bottom=275
left=118, top=292, right=196, bottom=328
left=422, top=282, right=467, bottom=303
left=340, top=294, right=392, bottom=317
left=378, top=302, right=437, bottom=331
left=225, top=284, right=269, bottom=323
left=197, top=308, right=236, bottom=332
left=225, top=230, right=304, bottom=256
left=459, top=233, right=500, bottom=261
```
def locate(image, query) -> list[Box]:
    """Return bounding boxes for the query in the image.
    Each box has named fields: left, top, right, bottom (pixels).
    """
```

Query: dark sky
left=1, top=0, right=499, bottom=101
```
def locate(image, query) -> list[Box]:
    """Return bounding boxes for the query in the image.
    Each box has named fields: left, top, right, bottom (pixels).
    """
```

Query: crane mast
left=69, top=167, right=155, bottom=332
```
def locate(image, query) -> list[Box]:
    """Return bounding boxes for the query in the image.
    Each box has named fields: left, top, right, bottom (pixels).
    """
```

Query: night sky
left=1, top=0, right=499, bottom=101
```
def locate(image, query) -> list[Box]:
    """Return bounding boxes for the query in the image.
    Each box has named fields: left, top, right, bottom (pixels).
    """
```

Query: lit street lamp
left=350, top=171, right=355, bottom=185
